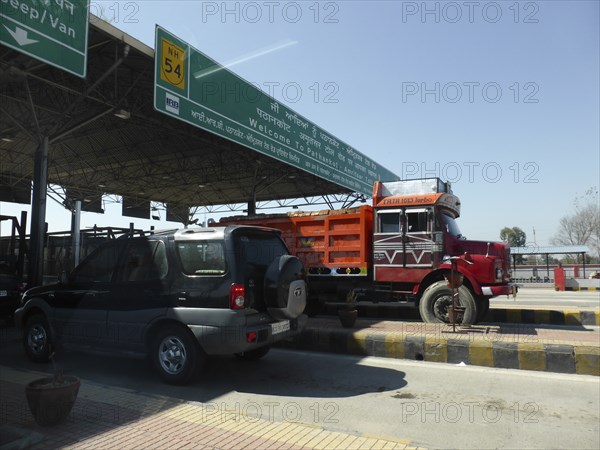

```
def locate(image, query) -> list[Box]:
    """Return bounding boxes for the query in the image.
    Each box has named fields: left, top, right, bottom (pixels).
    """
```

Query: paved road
left=1, top=324, right=598, bottom=449
left=491, top=287, right=599, bottom=309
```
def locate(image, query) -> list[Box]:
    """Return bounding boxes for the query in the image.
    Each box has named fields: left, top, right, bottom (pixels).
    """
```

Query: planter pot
left=25, top=376, right=80, bottom=426
left=338, top=309, right=358, bottom=328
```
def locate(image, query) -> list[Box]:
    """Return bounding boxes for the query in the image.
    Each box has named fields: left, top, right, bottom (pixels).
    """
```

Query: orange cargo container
left=221, top=206, right=373, bottom=276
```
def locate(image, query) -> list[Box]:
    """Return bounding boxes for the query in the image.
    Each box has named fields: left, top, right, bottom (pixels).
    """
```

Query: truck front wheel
left=419, top=281, right=477, bottom=324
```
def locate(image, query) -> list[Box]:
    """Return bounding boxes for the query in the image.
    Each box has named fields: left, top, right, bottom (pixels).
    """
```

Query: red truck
left=218, top=178, right=517, bottom=324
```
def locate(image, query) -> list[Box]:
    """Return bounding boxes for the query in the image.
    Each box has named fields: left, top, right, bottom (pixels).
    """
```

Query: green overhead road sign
left=0, top=0, right=90, bottom=78
left=153, top=26, right=398, bottom=196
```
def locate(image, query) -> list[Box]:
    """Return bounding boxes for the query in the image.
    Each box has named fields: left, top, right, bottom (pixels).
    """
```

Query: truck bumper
left=481, top=284, right=518, bottom=297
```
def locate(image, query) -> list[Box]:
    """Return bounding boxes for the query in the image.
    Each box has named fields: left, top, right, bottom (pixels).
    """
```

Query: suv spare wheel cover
left=264, top=255, right=304, bottom=309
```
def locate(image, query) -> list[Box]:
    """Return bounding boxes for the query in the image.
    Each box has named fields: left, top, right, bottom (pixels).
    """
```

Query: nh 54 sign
left=160, top=37, right=186, bottom=90
left=153, top=26, right=397, bottom=195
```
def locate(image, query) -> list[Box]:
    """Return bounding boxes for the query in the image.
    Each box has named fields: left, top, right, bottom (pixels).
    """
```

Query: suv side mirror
left=59, top=271, right=70, bottom=284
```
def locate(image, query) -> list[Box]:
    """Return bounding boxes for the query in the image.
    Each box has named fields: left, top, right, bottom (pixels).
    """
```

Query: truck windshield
left=441, top=213, right=463, bottom=238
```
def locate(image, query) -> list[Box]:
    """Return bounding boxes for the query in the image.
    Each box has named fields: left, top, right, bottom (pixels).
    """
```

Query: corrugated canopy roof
left=1, top=16, right=383, bottom=217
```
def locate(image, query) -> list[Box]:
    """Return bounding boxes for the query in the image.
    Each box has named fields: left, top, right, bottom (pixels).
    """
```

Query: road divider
left=279, top=318, right=600, bottom=376
left=322, top=304, right=600, bottom=326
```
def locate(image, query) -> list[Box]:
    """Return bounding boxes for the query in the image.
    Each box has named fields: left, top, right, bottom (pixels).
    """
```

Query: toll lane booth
left=510, top=246, right=591, bottom=289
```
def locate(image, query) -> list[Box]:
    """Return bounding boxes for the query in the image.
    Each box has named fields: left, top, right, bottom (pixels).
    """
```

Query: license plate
left=0, top=290, right=7, bottom=297
left=271, top=320, right=290, bottom=335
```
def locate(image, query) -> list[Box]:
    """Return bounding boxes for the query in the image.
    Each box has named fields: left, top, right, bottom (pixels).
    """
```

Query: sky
left=1, top=0, right=599, bottom=248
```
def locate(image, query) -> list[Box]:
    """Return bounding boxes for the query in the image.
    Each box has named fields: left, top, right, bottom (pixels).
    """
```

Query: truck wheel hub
left=433, top=295, right=452, bottom=321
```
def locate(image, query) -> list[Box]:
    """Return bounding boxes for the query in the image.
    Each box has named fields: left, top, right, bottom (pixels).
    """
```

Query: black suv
left=15, top=226, right=307, bottom=384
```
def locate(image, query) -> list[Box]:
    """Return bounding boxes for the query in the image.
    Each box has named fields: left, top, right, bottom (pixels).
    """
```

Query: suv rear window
left=234, top=233, right=288, bottom=267
left=177, top=241, right=226, bottom=275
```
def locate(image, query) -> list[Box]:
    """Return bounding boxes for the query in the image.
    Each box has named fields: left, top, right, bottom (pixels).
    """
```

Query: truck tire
left=151, top=324, right=204, bottom=385
left=23, top=314, right=53, bottom=363
left=476, top=296, right=491, bottom=323
left=419, top=281, right=477, bottom=324
left=264, top=255, right=306, bottom=320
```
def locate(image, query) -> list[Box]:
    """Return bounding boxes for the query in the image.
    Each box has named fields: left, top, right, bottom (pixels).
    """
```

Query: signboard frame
left=153, top=25, right=397, bottom=196
left=0, top=0, right=90, bottom=78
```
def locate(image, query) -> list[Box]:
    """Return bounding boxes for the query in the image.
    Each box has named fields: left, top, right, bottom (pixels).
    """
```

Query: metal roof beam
left=50, top=109, right=113, bottom=144
left=0, top=105, right=38, bottom=143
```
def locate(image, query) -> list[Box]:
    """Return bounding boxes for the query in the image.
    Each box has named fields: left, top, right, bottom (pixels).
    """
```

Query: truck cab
left=373, top=178, right=517, bottom=322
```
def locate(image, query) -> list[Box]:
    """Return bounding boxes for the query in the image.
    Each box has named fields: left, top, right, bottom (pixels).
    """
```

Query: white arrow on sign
left=4, top=25, right=38, bottom=46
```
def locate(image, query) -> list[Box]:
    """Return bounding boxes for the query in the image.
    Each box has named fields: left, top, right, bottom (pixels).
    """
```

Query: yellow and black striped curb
left=484, top=309, right=600, bottom=326
left=279, top=328, right=600, bottom=376
left=322, top=304, right=600, bottom=326
left=564, top=287, right=599, bottom=291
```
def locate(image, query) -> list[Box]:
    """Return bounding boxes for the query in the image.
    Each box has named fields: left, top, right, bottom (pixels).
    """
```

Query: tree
left=500, top=226, right=527, bottom=264
left=551, top=187, right=600, bottom=258
left=500, top=226, right=527, bottom=246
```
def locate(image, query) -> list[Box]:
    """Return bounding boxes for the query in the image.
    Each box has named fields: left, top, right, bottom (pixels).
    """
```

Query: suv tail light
left=229, top=283, right=246, bottom=309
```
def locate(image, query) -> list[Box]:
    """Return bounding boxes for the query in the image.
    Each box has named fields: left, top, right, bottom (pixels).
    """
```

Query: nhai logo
left=165, top=93, right=180, bottom=115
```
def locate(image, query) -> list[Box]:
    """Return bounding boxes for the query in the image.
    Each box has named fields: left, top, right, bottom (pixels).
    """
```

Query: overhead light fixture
left=114, top=109, right=131, bottom=120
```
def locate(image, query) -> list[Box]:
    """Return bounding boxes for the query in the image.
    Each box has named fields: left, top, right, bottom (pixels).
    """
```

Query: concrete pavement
left=1, top=292, right=598, bottom=448
left=0, top=365, right=417, bottom=450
